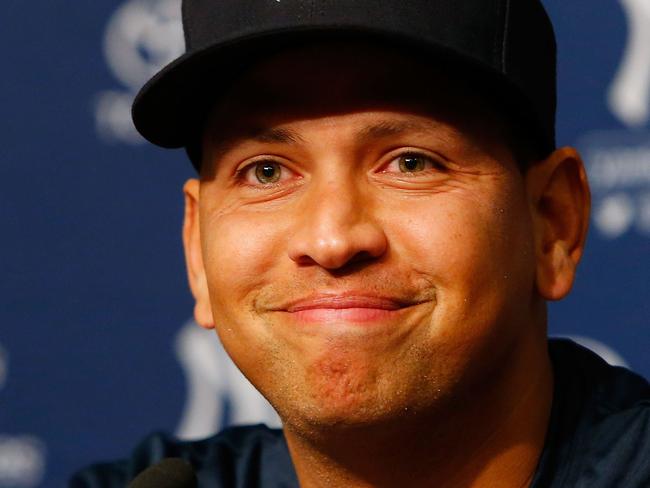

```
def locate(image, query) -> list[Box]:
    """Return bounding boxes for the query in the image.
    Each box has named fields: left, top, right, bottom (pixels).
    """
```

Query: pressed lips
left=280, top=292, right=415, bottom=324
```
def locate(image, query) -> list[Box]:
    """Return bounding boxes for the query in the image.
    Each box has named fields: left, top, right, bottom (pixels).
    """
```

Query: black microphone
left=127, top=458, right=197, bottom=488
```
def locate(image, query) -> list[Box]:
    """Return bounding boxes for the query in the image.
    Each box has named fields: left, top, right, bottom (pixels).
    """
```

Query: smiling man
left=71, top=1, right=650, bottom=487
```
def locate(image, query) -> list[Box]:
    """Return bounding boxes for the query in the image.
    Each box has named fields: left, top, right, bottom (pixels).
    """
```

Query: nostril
left=290, top=253, right=320, bottom=267
left=289, top=243, right=369, bottom=270
left=349, top=250, right=377, bottom=264
left=324, top=250, right=385, bottom=277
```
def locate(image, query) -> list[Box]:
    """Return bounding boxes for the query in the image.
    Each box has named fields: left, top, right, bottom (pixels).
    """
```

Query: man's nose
left=287, top=178, right=388, bottom=270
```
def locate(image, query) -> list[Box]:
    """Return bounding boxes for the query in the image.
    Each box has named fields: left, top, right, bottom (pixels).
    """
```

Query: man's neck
left=283, top=333, right=553, bottom=488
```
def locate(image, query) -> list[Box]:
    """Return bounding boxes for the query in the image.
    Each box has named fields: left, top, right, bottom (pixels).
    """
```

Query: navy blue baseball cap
left=132, top=0, right=557, bottom=167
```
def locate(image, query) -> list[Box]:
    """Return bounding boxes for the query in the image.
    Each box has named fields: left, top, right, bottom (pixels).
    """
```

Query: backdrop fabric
left=0, top=1, right=648, bottom=486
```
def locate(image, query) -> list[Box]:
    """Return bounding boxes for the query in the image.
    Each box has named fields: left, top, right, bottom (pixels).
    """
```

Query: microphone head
left=128, top=458, right=197, bottom=488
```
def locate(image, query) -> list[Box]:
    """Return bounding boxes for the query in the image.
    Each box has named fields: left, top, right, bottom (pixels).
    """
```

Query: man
left=72, top=0, right=650, bottom=486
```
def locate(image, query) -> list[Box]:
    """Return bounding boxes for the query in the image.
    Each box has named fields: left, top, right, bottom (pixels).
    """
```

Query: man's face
left=187, top=43, right=541, bottom=430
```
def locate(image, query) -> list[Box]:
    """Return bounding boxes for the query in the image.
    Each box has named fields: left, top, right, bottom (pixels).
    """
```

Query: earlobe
left=526, top=147, right=591, bottom=301
left=182, top=179, right=215, bottom=329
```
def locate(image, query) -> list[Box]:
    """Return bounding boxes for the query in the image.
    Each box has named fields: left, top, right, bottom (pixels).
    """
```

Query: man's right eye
left=236, top=160, right=295, bottom=186
left=254, top=162, right=282, bottom=184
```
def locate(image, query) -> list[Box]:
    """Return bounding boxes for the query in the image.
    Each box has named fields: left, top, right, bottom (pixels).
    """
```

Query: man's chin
left=260, top=346, right=447, bottom=433
left=282, top=400, right=401, bottom=434
left=275, top=378, right=435, bottom=436
left=277, top=393, right=442, bottom=451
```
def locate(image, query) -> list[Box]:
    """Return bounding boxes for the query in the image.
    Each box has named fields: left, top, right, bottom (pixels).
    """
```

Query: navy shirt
left=70, top=339, right=650, bottom=487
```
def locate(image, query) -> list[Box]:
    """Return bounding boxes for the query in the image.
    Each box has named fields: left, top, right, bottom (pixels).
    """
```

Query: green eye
left=255, top=162, right=282, bottom=183
left=398, top=155, right=428, bottom=173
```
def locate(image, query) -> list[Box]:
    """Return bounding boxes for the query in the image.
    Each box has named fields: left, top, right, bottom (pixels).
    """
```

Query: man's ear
left=526, top=147, right=591, bottom=301
left=182, top=179, right=215, bottom=329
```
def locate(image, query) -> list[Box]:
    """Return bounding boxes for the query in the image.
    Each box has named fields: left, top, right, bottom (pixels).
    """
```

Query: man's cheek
left=391, top=209, right=488, bottom=279
left=208, top=215, right=283, bottom=280
left=202, top=228, right=273, bottom=330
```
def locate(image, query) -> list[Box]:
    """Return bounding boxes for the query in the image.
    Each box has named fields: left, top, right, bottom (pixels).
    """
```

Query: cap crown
left=134, top=0, right=557, bottom=157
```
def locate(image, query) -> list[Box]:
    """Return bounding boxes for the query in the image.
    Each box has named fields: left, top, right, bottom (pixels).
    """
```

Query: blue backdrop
left=1, top=1, right=648, bottom=486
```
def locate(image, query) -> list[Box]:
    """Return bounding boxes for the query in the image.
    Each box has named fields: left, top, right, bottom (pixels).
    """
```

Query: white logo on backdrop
left=582, top=135, right=650, bottom=238
left=608, top=0, right=650, bottom=127
left=174, top=321, right=281, bottom=440
left=581, top=0, right=650, bottom=239
left=0, top=345, right=46, bottom=488
left=95, top=0, right=184, bottom=144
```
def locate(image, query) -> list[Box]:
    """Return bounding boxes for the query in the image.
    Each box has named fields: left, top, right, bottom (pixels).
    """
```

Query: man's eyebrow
left=246, top=126, right=306, bottom=144
left=354, top=119, right=439, bottom=141
left=208, top=120, right=437, bottom=162
left=208, top=126, right=306, bottom=162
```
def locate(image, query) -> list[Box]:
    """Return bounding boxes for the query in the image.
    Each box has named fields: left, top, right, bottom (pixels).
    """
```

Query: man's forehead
left=205, top=114, right=456, bottom=158
left=218, top=118, right=440, bottom=142
left=200, top=108, right=517, bottom=182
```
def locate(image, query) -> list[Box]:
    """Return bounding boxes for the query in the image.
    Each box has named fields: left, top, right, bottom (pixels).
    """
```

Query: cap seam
left=501, top=0, right=511, bottom=73
left=181, top=1, right=193, bottom=49
left=492, top=0, right=503, bottom=71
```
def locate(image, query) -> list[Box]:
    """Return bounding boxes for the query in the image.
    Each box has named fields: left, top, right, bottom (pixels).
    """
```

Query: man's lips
left=275, top=293, right=420, bottom=324
left=285, top=294, right=405, bottom=313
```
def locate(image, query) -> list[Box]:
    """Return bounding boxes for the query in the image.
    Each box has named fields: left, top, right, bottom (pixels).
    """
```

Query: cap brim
left=132, top=26, right=543, bottom=154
